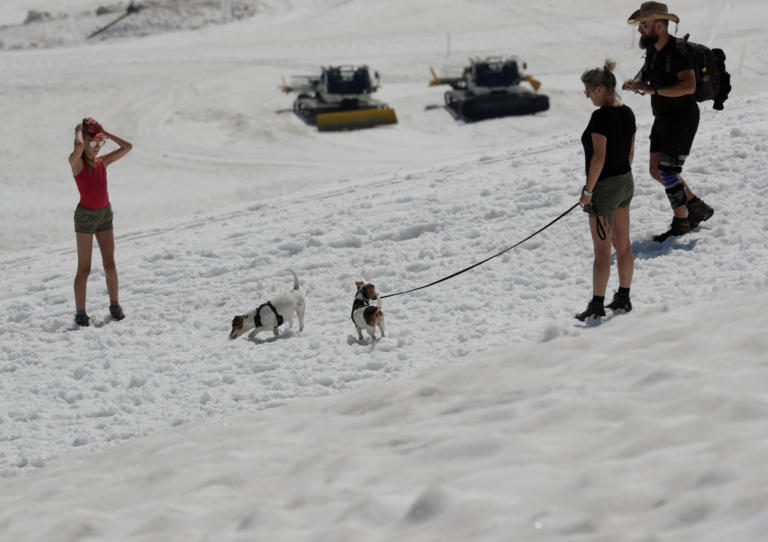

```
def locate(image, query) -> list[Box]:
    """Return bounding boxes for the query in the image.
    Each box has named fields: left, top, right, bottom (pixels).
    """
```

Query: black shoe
left=687, top=197, right=714, bottom=229
left=654, top=217, right=691, bottom=242
left=109, top=303, right=125, bottom=321
left=575, top=301, right=606, bottom=322
left=606, top=292, right=632, bottom=313
left=74, top=313, right=90, bottom=327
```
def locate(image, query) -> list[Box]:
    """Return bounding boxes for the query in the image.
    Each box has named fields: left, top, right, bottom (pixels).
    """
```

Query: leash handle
left=381, top=203, right=579, bottom=299
left=595, top=215, right=607, bottom=241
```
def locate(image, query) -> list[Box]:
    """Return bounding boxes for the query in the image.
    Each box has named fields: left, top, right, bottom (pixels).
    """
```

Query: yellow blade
left=316, top=108, right=397, bottom=131
left=428, top=66, right=442, bottom=87
left=524, top=75, right=542, bottom=92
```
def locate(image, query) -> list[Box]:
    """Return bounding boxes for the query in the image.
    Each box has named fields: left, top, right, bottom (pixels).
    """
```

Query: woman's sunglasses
left=88, top=135, right=107, bottom=149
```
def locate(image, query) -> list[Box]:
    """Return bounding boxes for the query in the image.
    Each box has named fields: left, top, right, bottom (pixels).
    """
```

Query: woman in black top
left=576, top=60, right=636, bottom=321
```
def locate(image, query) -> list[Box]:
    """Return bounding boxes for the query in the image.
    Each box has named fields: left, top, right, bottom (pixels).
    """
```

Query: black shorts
left=649, top=103, right=700, bottom=157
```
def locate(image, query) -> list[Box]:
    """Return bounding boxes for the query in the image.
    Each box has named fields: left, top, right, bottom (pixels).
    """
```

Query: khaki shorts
left=583, top=171, right=634, bottom=218
left=74, top=204, right=113, bottom=234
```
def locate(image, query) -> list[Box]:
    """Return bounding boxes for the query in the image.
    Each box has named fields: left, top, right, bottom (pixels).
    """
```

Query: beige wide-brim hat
left=627, top=1, right=680, bottom=24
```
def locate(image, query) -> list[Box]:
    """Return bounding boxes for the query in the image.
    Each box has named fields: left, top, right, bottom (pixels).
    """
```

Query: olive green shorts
left=583, top=171, right=634, bottom=218
left=74, top=204, right=113, bottom=234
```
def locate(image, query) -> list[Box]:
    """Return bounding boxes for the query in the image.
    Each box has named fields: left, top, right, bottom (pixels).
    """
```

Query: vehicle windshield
left=474, top=61, right=520, bottom=87
left=325, top=67, right=372, bottom=94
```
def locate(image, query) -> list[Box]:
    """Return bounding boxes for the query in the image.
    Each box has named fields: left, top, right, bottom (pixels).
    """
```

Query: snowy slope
left=3, top=93, right=767, bottom=475
left=1, top=0, right=768, bottom=539
left=1, top=288, right=767, bottom=541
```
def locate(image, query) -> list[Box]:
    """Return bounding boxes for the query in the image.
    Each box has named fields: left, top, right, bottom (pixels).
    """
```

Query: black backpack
left=677, top=34, right=731, bottom=110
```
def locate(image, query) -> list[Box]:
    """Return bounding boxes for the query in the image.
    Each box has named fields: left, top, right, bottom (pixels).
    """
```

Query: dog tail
left=285, top=268, right=300, bottom=291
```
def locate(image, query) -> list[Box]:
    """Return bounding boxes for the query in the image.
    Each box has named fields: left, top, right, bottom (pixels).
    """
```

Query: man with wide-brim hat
left=627, top=2, right=679, bottom=24
left=621, top=2, right=714, bottom=241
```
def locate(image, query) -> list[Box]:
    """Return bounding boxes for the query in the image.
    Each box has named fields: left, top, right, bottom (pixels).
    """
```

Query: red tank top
left=74, top=158, right=110, bottom=209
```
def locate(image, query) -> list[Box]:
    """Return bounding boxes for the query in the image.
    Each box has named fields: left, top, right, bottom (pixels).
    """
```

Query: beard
left=639, top=34, right=659, bottom=49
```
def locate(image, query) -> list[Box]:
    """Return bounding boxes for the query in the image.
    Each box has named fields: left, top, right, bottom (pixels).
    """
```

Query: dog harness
left=254, top=301, right=283, bottom=328
left=350, top=297, right=370, bottom=322
left=350, top=282, right=374, bottom=322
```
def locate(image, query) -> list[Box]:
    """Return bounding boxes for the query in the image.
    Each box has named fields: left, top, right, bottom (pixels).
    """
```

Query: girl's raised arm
left=69, top=124, right=85, bottom=175
left=100, top=130, right=133, bottom=167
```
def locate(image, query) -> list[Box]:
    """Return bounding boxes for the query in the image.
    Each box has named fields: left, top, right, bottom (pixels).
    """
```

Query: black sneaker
left=109, top=303, right=125, bottom=321
left=654, top=217, right=691, bottom=242
left=606, top=292, right=632, bottom=313
left=687, top=197, right=714, bottom=229
left=575, top=302, right=606, bottom=322
left=74, top=313, right=90, bottom=327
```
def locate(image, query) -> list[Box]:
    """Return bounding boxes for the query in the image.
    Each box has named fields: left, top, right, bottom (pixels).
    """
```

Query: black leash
left=596, top=215, right=607, bottom=241
left=381, top=203, right=579, bottom=299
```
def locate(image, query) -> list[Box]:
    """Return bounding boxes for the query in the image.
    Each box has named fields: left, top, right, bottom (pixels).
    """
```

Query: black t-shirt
left=581, top=104, right=636, bottom=181
left=643, top=37, right=696, bottom=117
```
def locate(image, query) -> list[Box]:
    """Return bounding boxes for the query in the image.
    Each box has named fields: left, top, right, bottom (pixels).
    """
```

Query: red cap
left=83, top=117, right=103, bottom=137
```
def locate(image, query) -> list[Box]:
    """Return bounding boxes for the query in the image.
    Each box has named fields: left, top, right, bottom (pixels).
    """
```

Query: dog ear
left=355, top=281, right=363, bottom=289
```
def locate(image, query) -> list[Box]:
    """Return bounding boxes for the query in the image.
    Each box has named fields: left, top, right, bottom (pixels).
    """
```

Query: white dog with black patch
left=229, top=269, right=305, bottom=340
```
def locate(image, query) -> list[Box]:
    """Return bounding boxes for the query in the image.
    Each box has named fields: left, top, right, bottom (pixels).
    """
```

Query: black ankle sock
left=618, top=287, right=630, bottom=297
left=110, top=300, right=120, bottom=307
left=76, top=309, right=87, bottom=316
left=591, top=295, right=605, bottom=306
left=687, top=196, right=700, bottom=205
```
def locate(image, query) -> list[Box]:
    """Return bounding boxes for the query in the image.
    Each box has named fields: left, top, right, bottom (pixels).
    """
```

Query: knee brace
left=659, top=170, right=681, bottom=187
left=664, top=182, right=687, bottom=209
left=659, top=152, right=687, bottom=173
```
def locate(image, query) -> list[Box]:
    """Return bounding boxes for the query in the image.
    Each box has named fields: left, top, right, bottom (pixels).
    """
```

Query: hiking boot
left=654, top=217, right=691, bottom=242
left=687, top=197, right=714, bottom=229
left=670, top=216, right=691, bottom=235
left=606, top=292, right=632, bottom=313
left=575, top=301, right=606, bottom=322
left=74, top=313, right=90, bottom=327
left=109, top=303, right=125, bottom=321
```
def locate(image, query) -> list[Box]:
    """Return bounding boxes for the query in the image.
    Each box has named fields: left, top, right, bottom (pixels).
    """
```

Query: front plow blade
left=316, top=108, right=397, bottom=131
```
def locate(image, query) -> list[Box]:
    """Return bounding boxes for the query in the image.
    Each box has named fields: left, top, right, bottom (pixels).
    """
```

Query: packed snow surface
left=1, top=0, right=767, bottom=540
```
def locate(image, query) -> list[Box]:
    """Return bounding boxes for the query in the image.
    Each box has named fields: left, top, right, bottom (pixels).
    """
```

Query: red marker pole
left=738, top=43, right=746, bottom=78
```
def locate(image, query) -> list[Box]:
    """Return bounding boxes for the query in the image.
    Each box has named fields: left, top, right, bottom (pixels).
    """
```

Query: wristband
left=582, top=186, right=592, bottom=196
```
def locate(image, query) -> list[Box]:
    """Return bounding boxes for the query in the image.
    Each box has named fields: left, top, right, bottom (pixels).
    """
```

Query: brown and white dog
left=351, top=281, right=385, bottom=341
left=229, top=269, right=305, bottom=340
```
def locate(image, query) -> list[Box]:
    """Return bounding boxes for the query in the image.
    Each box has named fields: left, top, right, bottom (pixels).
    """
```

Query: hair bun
left=603, top=59, right=616, bottom=73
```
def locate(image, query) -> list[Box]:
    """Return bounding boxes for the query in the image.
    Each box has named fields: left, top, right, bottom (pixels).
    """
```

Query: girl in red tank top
left=74, top=156, right=110, bottom=210
left=68, top=118, right=133, bottom=326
